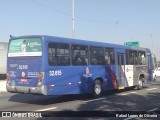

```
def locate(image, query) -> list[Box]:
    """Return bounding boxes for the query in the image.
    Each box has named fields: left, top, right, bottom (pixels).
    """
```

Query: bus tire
left=92, top=79, right=103, bottom=97
left=154, top=75, right=157, bottom=81
left=137, top=79, right=143, bottom=90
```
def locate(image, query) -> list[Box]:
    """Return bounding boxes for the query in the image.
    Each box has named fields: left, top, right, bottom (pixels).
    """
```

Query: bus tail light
left=37, top=72, right=44, bottom=85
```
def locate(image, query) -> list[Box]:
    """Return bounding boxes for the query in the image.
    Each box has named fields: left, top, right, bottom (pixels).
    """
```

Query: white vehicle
left=0, top=42, right=8, bottom=79
left=153, top=67, right=160, bottom=80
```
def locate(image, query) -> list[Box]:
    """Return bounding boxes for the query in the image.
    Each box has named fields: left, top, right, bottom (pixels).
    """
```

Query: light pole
left=72, top=0, right=75, bottom=39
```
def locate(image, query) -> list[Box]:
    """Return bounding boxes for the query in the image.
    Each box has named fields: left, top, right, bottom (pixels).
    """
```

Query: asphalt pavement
left=0, top=79, right=160, bottom=120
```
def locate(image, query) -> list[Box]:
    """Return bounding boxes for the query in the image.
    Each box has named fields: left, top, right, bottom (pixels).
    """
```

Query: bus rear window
left=8, top=38, right=42, bottom=57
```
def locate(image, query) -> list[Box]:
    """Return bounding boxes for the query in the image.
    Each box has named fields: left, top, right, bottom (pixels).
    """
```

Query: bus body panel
left=6, top=35, right=153, bottom=95
left=45, top=64, right=137, bottom=95
left=7, top=57, right=42, bottom=87
left=6, top=37, right=46, bottom=94
left=45, top=65, right=116, bottom=95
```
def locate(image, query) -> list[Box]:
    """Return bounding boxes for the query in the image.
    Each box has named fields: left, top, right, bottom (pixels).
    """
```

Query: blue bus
left=6, top=35, right=153, bottom=97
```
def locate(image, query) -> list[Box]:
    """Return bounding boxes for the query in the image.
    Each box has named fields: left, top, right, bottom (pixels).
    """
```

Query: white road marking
left=148, top=108, right=159, bottom=111
left=146, top=88, right=158, bottom=91
left=35, top=107, right=57, bottom=111
left=130, top=92, right=137, bottom=94
left=119, top=91, right=137, bottom=96
left=83, top=97, right=105, bottom=103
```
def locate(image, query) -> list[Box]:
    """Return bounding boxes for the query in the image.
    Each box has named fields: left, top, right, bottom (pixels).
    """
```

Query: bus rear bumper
left=6, top=81, right=47, bottom=95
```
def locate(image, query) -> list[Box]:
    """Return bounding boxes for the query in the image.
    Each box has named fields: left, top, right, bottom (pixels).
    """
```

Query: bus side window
left=90, top=46, right=104, bottom=65
left=134, top=51, right=138, bottom=65
left=72, top=45, right=88, bottom=66
left=104, top=51, right=109, bottom=64
left=105, top=48, right=110, bottom=64
left=125, top=49, right=129, bottom=65
left=128, top=50, right=137, bottom=65
left=48, top=46, right=57, bottom=66
left=105, top=48, right=115, bottom=64
left=48, top=42, right=70, bottom=66
left=97, top=47, right=104, bottom=65
left=138, top=51, right=146, bottom=65
left=90, top=47, right=97, bottom=65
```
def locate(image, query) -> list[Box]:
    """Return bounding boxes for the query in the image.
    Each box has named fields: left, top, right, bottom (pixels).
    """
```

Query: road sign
left=124, top=41, right=139, bottom=47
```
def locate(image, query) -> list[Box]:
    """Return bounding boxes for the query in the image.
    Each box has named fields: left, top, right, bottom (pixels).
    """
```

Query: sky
left=0, top=0, right=160, bottom=59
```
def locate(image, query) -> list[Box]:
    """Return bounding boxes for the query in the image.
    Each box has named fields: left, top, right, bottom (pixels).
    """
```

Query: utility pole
left=72, top=0, right=75, bottom=39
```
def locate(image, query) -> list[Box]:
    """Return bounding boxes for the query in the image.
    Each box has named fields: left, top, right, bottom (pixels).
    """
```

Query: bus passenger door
left=146, top=53, right=153, bottom=81
left=116, top=53, right=125, bottom=89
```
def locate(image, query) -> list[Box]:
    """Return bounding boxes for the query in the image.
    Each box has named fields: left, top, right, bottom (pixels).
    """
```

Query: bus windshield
left=8, top=38, right=42, bottom=57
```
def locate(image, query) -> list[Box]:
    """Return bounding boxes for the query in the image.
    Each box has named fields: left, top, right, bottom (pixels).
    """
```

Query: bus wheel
left=154, top=75, right=157, bottom=81
left=93, top=79, right=103, bottom=97
left=137, top=80, right=143, bottom=90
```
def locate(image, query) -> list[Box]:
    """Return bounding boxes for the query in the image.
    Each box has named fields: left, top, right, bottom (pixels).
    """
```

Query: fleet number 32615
left=49, top=70, right=62, bottom=76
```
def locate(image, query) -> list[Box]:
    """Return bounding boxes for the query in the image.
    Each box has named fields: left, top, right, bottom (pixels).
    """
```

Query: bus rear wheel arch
left=92, top=79, right=103, bottom=97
